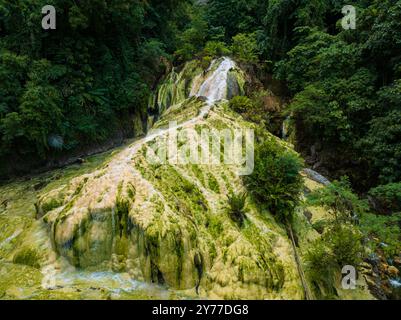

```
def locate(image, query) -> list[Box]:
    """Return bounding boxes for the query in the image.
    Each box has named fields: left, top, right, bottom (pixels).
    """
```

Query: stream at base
left=47, top=269, right=173, bottom=299
left=1, top=260, right=190, bottom=300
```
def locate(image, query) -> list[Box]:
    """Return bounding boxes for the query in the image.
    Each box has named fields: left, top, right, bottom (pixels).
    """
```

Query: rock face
left=35, top=58, right=304, bottom=299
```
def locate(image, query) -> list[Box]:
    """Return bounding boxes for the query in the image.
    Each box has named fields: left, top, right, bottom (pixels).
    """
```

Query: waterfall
left=141, top=57, right=236, bottom=146
left=192, top=57, right=236, bottom=104
left=281, top=116, right=290, bottom=140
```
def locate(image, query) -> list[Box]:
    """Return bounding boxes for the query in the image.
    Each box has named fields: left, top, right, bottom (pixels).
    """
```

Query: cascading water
left=389, top=278, right=401, bottom=299
left=390, top=279, right=401, bottom=288
left=191, top=57, right=236, bottom=105
left=134, top=57, right=236, bottom=150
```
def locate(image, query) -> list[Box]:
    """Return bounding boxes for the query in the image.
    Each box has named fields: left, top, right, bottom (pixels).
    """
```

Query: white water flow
left=193, top=57, right=236, bottom=105
left=130, top=57, right=236, bottom=154
left=390, top=278, right=401, bottom=288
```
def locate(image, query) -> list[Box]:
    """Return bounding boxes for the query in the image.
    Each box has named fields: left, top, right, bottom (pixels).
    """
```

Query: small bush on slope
left=245, top=138, right=304, bottom=223
left=307, top=177, right=369, bottom=224
left=305, top=179, right=367, bottom=298
left=229, top=96, right=254, bottom=114
left=305, top=224, right=365, bottom=299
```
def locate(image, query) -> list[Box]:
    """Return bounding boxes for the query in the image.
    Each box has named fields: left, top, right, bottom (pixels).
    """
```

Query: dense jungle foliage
left=175, top=0, right=400, bottom=210
left=0, top=0, right=192, bottom=176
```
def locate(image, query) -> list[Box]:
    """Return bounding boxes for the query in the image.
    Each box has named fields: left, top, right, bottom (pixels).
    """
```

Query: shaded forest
left=0, top=0, right=191, bottom=175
